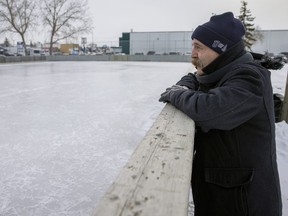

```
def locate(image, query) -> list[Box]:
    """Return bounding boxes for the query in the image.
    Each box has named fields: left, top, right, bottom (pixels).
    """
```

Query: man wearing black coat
left=159, top=12, right=282, bottom=216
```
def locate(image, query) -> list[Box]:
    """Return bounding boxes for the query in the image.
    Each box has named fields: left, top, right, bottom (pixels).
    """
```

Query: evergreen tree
left=4, top=37, right=10, bottom=47
left=238, top=1, right=257, bottom=50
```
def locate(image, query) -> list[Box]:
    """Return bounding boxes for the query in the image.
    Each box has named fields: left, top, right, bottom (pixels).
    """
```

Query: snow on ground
left=272, top=64, right=288, bottom=216
left=0, top=61, right=287, bottom=216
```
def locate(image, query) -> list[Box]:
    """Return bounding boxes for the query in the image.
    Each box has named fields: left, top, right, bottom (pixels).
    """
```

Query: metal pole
left=280, top=69, right=288, bottom=123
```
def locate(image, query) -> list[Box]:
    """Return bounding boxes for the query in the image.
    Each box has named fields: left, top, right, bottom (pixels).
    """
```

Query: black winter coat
left=170, top=52, right=282, bottom=216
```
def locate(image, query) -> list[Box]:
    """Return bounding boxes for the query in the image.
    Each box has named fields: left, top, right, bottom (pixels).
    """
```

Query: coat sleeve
left=169, top=69, right=264, bottom=132
left=176, top=73, right=199, bottom=90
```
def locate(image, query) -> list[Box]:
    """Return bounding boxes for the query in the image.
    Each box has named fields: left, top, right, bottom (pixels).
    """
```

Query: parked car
left=184, top=51, right=192, bottom=56
left=0, top=46, right=5, bottom=54
left=3, top=52, right=15, bottom=56
left=0, top=47, right=15, bottom=56
left=274, top=54, right=288, bottom=63
left=52, top=52, right=63, bottom=55
left=147, top=51, right=155, bottom=55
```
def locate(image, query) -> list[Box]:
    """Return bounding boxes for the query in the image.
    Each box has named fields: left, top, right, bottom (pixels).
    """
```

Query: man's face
left=191, top=39, right=219, bottom=75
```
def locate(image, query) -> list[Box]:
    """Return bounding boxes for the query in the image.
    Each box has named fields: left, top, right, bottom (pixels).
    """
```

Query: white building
left=129, top=31, right=192, bottom=55
left=251, top=30, right=288, bottom=54
left=122, top=30, right=288, bottom=55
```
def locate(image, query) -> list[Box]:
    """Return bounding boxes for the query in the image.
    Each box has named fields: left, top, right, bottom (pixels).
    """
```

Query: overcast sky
left=1, top=0, right=288, bottom=45
left=87, top=0, right=288, bottom=44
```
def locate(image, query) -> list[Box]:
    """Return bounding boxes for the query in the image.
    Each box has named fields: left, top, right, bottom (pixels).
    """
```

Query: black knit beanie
left=191, top=12, right=245, bottom=54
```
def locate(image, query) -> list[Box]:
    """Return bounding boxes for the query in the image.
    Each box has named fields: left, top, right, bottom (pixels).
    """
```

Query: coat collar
left=196, top=52, right=254, bottom=85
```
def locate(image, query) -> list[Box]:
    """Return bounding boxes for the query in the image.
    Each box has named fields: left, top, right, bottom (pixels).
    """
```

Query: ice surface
left=1, top=62, right=287, bottom=216
left=0, top=61, right=191, bottom=216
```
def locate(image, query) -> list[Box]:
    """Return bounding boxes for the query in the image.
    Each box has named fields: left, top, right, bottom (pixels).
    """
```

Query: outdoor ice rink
left=0, top=61, right=190, bottom=216
left=1, top=61, right=288, bottom=216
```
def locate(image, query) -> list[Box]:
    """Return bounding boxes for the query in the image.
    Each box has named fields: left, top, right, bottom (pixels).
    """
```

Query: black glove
left=159, top=85, right=188, bottom=103
left=176, top=73, right=199, bottom=90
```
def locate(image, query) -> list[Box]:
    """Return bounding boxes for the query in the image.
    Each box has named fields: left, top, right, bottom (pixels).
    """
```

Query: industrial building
left=251, top=30, right=288, bottom=54
left=60, top=44, right=80, bottom=55
left=119, top=30, right=288, bottom=55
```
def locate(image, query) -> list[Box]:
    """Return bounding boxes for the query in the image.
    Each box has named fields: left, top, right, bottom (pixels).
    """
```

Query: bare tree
left=0, top=0, right=38, bottom=55
left=41, top=0, right=93, bottom=55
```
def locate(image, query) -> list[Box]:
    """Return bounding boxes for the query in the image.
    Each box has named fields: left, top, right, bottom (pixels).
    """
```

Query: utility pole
left=281, top=70, right=288, bottom=123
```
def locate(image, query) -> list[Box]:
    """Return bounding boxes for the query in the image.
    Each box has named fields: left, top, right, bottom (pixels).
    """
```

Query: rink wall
left=93, top=104, right=195, bottom=216
left=0, top=55, right=191, bottom=63
left=0, top=55, right=46, bottom=63
left=46, top=55, right=191, bottom=62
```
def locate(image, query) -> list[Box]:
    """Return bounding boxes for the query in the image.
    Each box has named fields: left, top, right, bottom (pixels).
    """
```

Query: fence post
left=281, top=70, right=288, bottom=122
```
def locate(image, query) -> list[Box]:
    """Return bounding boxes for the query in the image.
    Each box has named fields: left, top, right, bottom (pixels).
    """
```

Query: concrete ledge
left=93, top=104, right=195, bottom=216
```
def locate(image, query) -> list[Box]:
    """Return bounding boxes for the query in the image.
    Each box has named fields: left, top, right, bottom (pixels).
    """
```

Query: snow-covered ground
left=271, top=64, right=288, bottom=216
left=0, top=61, right=287, bottom=215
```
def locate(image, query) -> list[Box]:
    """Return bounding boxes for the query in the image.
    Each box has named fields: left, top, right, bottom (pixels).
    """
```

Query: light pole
left=81, top=37, right=87, bottom=55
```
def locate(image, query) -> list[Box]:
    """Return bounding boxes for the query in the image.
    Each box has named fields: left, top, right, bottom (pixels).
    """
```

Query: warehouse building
left=251, top=30, right=288, bottom=54
left=119, top=30, right=288, bottom=55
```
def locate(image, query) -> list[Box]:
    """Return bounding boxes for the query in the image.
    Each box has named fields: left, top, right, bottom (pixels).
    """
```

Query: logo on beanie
left=212, top=40, right=227, bottom=52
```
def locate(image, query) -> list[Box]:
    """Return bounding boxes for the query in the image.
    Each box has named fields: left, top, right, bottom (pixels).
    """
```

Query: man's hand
left=159, top=85, right=188, bottom=103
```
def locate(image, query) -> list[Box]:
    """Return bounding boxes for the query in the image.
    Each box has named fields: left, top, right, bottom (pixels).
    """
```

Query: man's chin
left=191, top=62, right=201, bottom=70
left=192, top=59, right=201, bottom=69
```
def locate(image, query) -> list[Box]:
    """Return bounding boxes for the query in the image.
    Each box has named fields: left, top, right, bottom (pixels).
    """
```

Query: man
left=159, top=12, right=282, bottom=216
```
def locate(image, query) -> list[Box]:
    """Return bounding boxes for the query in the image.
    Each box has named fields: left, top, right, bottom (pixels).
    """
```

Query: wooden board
left=93, top=103, right=195, bottom=216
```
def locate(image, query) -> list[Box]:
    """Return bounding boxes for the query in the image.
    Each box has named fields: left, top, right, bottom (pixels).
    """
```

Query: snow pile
left=272, top=64, right=288, bottom=215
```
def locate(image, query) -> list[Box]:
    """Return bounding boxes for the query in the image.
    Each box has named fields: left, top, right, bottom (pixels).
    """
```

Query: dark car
left=0, top=46, right=15, bottom=56
left=147, top=51, right=155, bottom=55
left=4, top=52, right=15, bottom=56
left=274, top=54, right=288, bottom=63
